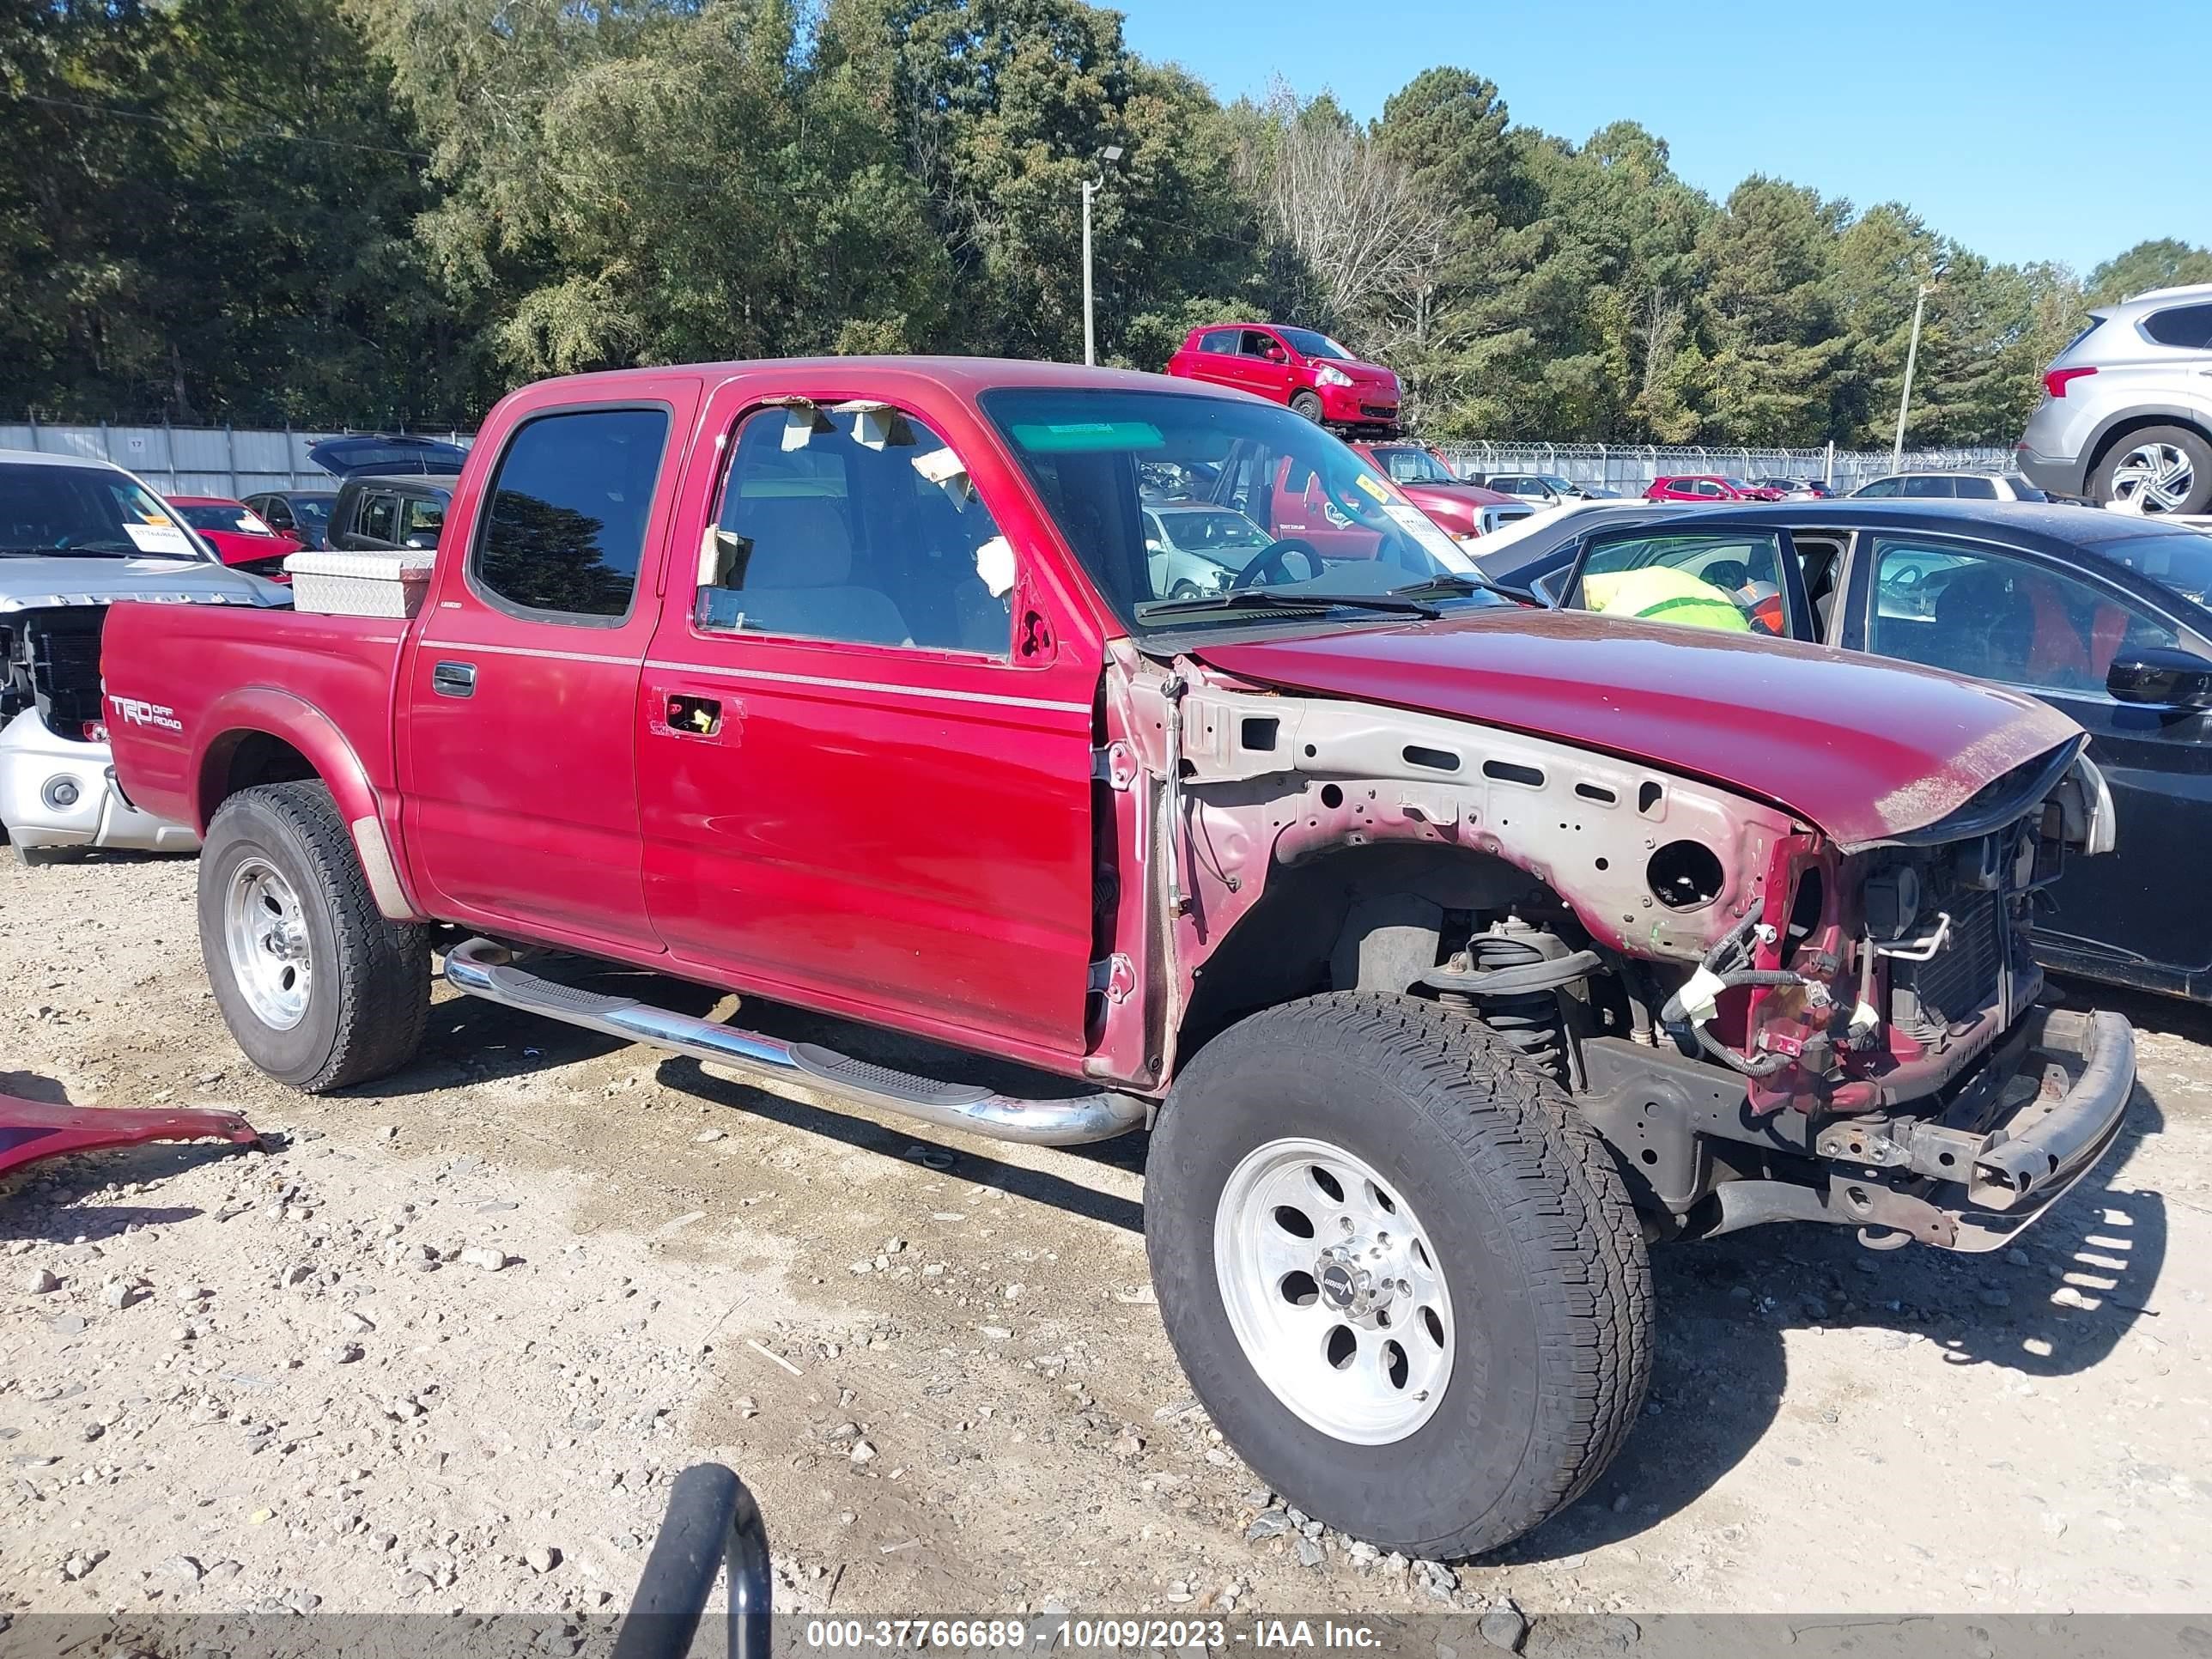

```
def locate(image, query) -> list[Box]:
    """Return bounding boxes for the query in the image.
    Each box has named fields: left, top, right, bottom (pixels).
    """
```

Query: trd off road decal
left=108, top=695, right=183, bottom=732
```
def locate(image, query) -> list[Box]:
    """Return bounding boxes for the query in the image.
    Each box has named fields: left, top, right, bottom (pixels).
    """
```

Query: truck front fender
left=192, top=689, right=425, bottom=922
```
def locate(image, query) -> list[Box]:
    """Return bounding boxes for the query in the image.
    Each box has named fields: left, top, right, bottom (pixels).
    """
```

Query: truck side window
left=472, top=406, right=670, bottom=622
left=696, top=405, right=1012, bottom=657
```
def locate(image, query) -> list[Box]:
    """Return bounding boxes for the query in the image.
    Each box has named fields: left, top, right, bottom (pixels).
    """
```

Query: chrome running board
left=442, top=938, right=1147, bottom=1146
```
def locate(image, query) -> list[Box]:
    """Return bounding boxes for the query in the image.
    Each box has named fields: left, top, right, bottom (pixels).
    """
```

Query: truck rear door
left=635, top=375, right=1103, bottom=1062
left=399, top=379, right=701, bottom=949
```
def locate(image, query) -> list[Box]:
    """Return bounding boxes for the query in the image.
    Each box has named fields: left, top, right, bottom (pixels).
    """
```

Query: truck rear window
left=471, top=407, right=670, bottom=622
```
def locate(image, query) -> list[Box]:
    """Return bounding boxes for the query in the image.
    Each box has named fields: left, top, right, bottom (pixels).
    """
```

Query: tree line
left=7, top=0, right=2210, bottom=444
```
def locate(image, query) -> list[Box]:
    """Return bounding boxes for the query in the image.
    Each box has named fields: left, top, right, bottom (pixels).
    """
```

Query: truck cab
left=104, top=358, right=2133, bottom=1565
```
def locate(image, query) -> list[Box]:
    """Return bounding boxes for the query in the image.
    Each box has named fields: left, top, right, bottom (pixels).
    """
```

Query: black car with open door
left=1477, top=500, right=2212, bottom=1002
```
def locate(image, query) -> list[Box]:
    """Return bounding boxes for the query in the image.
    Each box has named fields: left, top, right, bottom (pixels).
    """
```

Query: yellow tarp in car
left=1583, top=566, right=1752, bottom=633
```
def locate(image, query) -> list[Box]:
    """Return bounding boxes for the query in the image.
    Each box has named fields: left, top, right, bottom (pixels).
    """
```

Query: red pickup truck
left=106, top=357, right=2133, bottom=1562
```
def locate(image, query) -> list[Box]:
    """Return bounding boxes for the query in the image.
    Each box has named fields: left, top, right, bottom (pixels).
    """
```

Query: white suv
left=2017, top=283, right=2212, bottom=514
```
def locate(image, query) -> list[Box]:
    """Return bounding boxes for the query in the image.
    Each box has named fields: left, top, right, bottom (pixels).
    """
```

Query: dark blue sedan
left=1476, top=499, right=2212, bottom=1002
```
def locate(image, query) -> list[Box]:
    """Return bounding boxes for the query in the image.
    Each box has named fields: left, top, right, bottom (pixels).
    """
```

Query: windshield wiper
left=1138, top=588, right=1441, bottom=622
left=1388, top=570, right=1540, bottom=605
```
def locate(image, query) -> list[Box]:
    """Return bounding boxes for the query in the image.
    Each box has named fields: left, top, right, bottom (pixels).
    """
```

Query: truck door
left=400, top=383, right=700, bottom=949
left=635, top=382, right=1101, bottom=1060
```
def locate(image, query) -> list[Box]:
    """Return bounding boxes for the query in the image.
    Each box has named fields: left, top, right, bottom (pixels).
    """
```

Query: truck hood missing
left=1194, top=606, right=2083, bottom=850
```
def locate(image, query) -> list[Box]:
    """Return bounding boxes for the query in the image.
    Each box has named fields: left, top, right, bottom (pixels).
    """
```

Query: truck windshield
left=980, top=388, right=1502, bottom=639
left=0, top=462, right=210, bottom=560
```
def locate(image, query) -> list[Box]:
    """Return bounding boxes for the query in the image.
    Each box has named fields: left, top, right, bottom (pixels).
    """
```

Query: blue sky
left=1111, top=0, right=2209, bottom=276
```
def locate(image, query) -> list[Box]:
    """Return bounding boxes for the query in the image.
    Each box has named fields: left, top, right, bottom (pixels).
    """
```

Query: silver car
left=1852, top=471, right=2047, bottom=501
left=1141, top=503, right=1278, bottom=597
left=0, top=449, right=287, bottom=863
left=2017, top=283, right=2212, bottom=513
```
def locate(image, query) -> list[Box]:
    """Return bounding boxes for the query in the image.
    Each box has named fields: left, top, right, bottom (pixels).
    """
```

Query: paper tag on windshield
left=125, top=521, right=194, bottom=556
left=975, top=534, right=1017, bottom=599
left=1382, top=503, right=1477, bottom=573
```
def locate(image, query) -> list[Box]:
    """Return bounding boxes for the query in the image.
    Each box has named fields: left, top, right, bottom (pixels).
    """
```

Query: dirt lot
left=3, top=851, right=2209, bottom=1620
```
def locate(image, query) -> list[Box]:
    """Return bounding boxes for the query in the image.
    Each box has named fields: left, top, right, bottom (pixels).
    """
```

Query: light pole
left=1891, top=280, right=1933, bottom=472
left=1082, top=145, right=1123, bottom=367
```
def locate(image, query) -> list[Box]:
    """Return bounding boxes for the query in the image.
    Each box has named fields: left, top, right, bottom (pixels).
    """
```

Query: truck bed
left=104, top=601, right=410, bottom=833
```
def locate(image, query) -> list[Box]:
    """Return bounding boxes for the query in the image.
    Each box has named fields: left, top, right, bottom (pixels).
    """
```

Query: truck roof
left=507, top=356, right=1196, bottom=404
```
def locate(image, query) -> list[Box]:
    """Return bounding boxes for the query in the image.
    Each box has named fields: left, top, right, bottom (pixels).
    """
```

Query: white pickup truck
left=0, top=448, right=286, bottom=862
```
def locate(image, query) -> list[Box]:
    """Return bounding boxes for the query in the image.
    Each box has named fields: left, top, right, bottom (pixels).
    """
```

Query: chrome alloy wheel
left=223, top=855, right=313, bottom=1030
left=2112, top=441, right=2196, bottom=512
left=1213, top=1136, right=1454, bottom=1444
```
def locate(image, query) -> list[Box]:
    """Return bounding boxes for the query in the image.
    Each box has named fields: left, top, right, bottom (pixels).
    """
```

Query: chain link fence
left=1427, top=441, right=2020, bottom=495
left=5, top=414, right=2018, bottom=502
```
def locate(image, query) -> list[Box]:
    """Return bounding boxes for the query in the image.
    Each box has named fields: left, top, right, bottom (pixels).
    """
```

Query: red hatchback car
left=167, top=495, right=301, bottom=580
left=1644, top=475, right=1786, bottom=503
left=1165, top=323, right=1401, bottom=431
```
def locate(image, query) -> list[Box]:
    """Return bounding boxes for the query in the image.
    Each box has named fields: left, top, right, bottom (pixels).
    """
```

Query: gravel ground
left=2, top=850, right=2209, bottom=1620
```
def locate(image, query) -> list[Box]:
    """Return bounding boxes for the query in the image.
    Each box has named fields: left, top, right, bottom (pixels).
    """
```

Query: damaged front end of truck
left=1089, top=623, right=2130, bottom=1256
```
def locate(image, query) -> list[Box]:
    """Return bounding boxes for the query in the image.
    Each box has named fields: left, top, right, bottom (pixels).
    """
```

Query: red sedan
left=167, top=495, right=300, bottom=581
left=1644, top=475, right=1787, bottom=502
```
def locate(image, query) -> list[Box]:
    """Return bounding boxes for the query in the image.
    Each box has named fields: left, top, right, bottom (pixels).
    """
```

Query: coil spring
left=1438, top=929, right=1570, bottom=1081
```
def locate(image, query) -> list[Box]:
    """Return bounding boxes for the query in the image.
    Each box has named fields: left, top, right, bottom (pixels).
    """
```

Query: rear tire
left=1291, top=391, right=1325, bottom=422
left=1146, top=992, right=1651, bottom=1559
left=199, top=781, right=428, bottom=1091
left=2091, top=424, right=2212, bottom=514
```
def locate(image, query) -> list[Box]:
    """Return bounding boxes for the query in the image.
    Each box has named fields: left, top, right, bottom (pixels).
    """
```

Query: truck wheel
left=198, top=781, right=428, bottom=1092
left=1146, top=992, right=1650, bottom=1559
left=2092, top=424, right=2212, bottom=514
left=1291, top=391, right=1325, bottom=422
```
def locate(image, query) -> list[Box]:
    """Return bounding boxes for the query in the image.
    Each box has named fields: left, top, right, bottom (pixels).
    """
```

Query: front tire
left=199, top=781, right=428, bottom=1091
left=1146, top=992, right=1650, bottom=1559
left=2092, top=424, right=2212, bottom=514
left=1290, top=390, right=1325, bottom=422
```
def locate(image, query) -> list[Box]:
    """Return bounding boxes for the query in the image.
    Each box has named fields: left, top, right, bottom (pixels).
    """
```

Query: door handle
left=432, top=660, right=477, bottom=698
left=665, top=693, right=722, bottom=737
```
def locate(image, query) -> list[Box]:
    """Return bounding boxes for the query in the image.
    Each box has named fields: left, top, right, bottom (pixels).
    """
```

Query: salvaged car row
left=0, top=350, right=2115, bottom=1567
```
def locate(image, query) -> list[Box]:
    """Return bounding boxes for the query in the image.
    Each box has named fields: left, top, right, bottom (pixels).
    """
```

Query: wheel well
left=200, top=731, right=319, bottom=825
left=1174, top=842, right=1553, bottom=1062
left=2088, top=413, right=2212, bottom=478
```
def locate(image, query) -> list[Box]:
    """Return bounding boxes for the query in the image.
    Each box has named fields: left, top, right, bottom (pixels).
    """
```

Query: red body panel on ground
left=0, top=1096, right=258, bottom=1179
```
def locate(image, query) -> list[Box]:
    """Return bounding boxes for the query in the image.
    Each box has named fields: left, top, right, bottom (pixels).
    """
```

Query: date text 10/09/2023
left=800, top=1620, right=1389, bottom=1652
